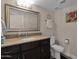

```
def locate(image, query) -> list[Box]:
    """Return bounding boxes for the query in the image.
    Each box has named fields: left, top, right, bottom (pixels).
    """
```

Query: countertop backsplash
left=5, top=31, right=42, bottom=39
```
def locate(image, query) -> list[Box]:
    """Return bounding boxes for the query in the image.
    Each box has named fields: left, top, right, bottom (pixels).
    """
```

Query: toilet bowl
left=51, top=44, right=64, bottom=59
left=50, top=36, right=64, bottom=59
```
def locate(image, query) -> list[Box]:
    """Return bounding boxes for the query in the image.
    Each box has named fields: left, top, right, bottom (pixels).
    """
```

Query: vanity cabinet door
left=1, top=45, right=20, bottom=59
left=21, top=41, right=40, bottom=59
left=23, top=47, right=40, bottom=59
left=40, top=39, right=50, bottom=59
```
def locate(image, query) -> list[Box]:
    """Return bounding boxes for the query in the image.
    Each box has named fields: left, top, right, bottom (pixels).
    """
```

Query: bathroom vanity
left=1, top=35, right=50, bottom=59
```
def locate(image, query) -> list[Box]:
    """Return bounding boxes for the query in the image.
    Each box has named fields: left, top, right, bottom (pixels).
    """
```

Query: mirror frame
left=5, top=4, right=40, bottom=32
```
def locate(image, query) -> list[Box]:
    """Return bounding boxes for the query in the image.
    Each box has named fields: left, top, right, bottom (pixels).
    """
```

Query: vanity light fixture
left=16, top=0, right=35, bottom=7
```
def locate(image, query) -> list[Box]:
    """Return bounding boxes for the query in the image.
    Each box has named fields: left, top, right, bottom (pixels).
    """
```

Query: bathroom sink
left=22, top=37, right=35, bottom=40
left=20, top=37, right=36, bottom=42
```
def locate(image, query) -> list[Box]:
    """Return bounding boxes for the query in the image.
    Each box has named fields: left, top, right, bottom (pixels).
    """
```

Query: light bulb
left=17, top=0, right=35, bottom=7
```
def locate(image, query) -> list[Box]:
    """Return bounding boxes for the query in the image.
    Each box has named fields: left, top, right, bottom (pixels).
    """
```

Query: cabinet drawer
left=21, top=41, right=40, bottom=51
left=41, top=39, right=50, bottom=45
left=1, top=54, right=19, bottom=59
left=1, top=45, right=19, bottom=54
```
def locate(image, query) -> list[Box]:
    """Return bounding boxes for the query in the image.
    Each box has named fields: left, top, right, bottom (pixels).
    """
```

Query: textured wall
left=54, top=6, right=77, bottom=58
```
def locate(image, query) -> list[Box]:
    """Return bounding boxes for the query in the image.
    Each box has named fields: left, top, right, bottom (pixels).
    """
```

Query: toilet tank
left=50, top=36, right=55, bottom=45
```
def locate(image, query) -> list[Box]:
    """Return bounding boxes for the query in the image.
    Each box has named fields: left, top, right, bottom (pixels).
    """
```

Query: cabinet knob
left=41, top=49, right=44, bottom=52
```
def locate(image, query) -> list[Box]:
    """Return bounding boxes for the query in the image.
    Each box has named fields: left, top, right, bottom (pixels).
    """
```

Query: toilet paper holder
left=64, top=39, right=70, bottom=44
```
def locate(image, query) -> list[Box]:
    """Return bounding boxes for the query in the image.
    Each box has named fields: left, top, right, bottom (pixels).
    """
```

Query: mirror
left=5, top=4, right=40, bottom=32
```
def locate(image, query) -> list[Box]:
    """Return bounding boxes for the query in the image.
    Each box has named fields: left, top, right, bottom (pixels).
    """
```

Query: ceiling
left=34, top=0, right=77, bottom=11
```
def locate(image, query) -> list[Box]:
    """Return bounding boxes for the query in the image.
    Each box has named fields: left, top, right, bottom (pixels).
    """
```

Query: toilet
left=50, top=36, right=64, bottom=59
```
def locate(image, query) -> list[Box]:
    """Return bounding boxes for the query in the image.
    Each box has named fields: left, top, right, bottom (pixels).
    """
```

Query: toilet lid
left=51, top=44, right=64, bottom=52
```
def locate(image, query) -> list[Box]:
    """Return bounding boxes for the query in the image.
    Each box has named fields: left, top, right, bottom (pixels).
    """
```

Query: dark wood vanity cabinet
left=1, top=38, right=50, bottom=59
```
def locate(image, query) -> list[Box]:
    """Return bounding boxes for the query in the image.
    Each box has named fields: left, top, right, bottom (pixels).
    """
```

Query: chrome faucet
left=18, top=32, right=28, bottom=38
left=25, top=32, right=28, bottom=38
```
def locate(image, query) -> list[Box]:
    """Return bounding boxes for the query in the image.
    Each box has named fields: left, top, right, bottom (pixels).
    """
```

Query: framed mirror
left=5, top=4, right=40, bottom=32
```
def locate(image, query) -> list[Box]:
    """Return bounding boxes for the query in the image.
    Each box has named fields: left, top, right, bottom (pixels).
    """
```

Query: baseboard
left=68, top=55, right=77, bottom=59
left=63, top=53, right=77, bottom=59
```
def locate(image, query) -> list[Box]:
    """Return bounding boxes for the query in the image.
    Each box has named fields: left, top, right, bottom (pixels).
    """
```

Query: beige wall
left=54, top=6, right=77, bottom=58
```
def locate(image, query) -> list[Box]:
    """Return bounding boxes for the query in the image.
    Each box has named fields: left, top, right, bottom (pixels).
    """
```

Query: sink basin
left=22, top=37, right=35, bottom=40
left=20, top=37, right=36, bottom=42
